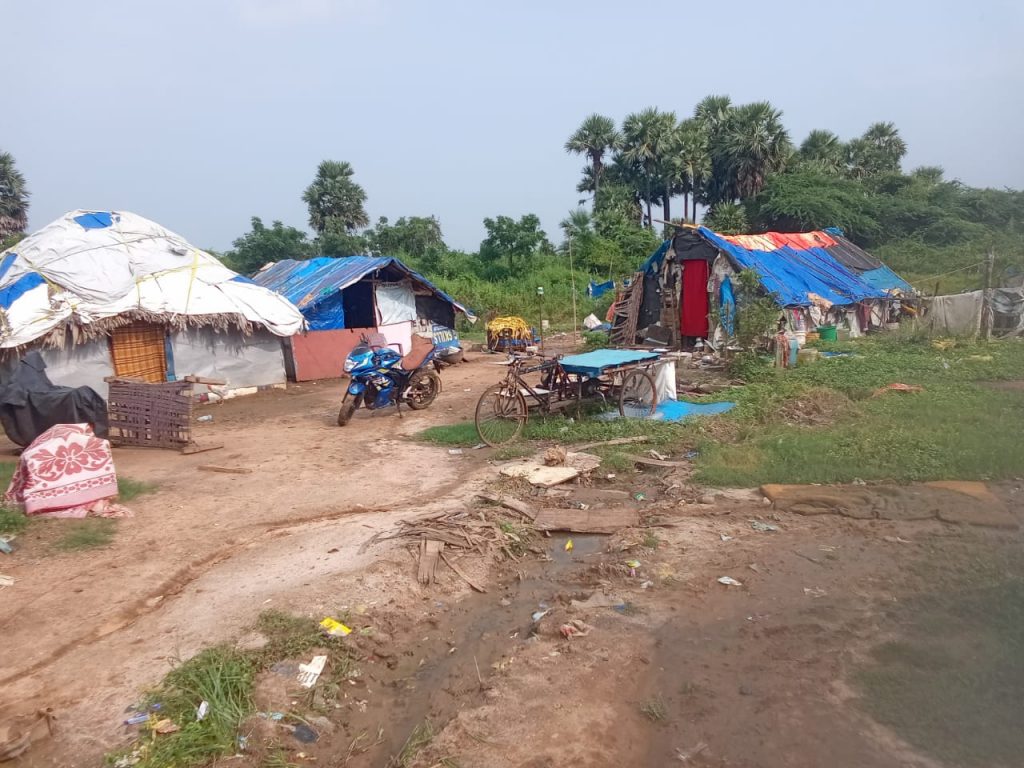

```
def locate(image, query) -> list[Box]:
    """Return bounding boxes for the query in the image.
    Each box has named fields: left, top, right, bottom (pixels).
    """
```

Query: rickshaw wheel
left=475, top=384, right=528, bottom=446
left=618, top=369, right=657, bottom=418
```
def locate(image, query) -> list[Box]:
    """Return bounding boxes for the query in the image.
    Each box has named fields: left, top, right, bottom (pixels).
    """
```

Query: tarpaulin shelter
left=0, top=211, right=305, bottom=397
left=254, top=256, right=475, bottom=381
left=623, top=226, right=914, bottom=346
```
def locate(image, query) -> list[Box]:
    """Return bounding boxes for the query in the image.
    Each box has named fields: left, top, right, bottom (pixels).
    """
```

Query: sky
left=4, top=0, right=1023, bottom=253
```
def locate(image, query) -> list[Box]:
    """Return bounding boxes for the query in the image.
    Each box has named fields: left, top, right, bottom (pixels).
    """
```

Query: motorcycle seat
left=401, top=334, right=435, bottom=371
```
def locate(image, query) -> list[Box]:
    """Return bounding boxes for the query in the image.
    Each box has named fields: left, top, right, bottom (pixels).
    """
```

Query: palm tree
left=0, top=151, right=30, bottom=243
left=799, top=130, right=845, bottom=174
left=621, top=108, right=677, bottom=227
left=565, top=115, right=621, bottom=207
left=693, top=94, right=733, bottom=136
left=862, top=121, right=907, bottom=172
left=302, top=160, right=369, bottom=234
left=670, top=120, right=711, bottom=223
left=722, top=102, right=792, bottom=199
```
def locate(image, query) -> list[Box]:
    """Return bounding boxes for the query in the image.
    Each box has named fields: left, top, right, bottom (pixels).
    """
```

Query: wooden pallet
left=610, top=272, right=645, bottom=346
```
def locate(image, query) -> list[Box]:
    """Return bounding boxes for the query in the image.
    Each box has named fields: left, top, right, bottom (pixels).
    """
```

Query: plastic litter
left=448, top=448, right=463, bottom=455
left=320, top=617, right=352, bottom=637
left=153, top=719, right=179, bottom=735
left=196, top=701, right=209, bottom=721
left=560, top=619, right=593, bottom=639
left=625, top=559, right=641, bottom=577
left=750, top=520, right=780, bottom=533
left=717, top=576, right=743, bottom=587
left=0, top=538, right=13, bottom=555
left=804, top=587, right=827, bottom=598
left=720, top=534, right=733, bottom=542
left=633, top=493, right=646, bottom=502
left=123, top=714, right=150, bottom=726
left=297, top=656, right=327, bottom=688
left=564, top=539, right=573, bottom=552
left=196, top=414, right=213, bottom=423
left=292, top=723, right=319, bottom=744
left=0, top=575, right=14, bottom=587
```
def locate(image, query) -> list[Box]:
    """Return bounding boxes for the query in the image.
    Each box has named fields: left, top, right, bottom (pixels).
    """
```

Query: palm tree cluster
left=566, top=97, right=909, bottom=232
left=0, top=151, right=30, bottom=244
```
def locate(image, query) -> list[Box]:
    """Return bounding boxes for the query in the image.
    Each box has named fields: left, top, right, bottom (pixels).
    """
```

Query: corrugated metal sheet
left=253, top=256, right=475, bottom=327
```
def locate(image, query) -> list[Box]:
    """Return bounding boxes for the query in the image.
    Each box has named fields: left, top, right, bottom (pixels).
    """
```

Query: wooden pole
left=981, top=249, right=995, bottom=340
left=568, top=234, right=579, bottom=345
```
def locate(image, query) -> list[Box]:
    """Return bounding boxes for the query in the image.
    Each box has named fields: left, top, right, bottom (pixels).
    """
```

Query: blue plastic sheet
left=0, top=273, right=45, bottom=309
left=73, top=212, right=114, bottom=229
left=604, top=399, right=736, bottom=421
left=559, top=349, right=661, bottom=377
left=719, top=276, right=736, bottom=335
left=588, top=280, right=614, bottom=299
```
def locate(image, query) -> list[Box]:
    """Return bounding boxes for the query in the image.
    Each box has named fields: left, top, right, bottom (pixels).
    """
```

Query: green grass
left=696, top=337, right=1024, bottom=486
left=118, top=477, right=157, bottom=501
left=0, top=505, right=27, bottom=535
left=855, top=576, right=1024, bottom=765
left=56, top=518, right=117, bottom=551
left=110, top=611, right=361, bottom=768
left=420, top=337, right=1024, bottom=486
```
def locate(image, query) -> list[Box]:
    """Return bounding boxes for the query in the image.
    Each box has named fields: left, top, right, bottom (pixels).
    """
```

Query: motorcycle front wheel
left=406, top=371, right=440, bottom=410
left=337, top=393, right=363, bottom=426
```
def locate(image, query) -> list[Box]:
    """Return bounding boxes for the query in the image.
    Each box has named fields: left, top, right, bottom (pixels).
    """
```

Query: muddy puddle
left=324, top=533, right=608, bottom=765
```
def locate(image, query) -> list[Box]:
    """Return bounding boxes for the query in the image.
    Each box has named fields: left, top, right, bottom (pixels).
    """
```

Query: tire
left=407, top=371, right=440, bottom=410
left=618, top=369, right=657, bottom=418
left=475, top=384, right=527, bottom=446
left=337, top=393, right=362, bottom=426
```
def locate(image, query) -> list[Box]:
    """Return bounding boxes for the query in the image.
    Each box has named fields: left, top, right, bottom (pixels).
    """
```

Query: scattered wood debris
left=622, top=454, right=689, bottom=468
left=499, top=452, right=601, bottom=487
left=197, top=464, right=253, bottom=475
left=573, top=436, right=649, bottom=451
left=475, top=491, right=537, bottom=520
left=418, top=539, right=444, bottom=585
left=533, top=508, right=640, bottom=534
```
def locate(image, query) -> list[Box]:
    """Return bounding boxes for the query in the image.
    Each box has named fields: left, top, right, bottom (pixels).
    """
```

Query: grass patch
left=640, top=696, right=668, bottom=722
left=391, top=720, right=434, bottom=768
left=0, top=505, right=27, bottom=536
left=854, top=577, right=1024, bottom=765
left=418, top=422, right=480, bottom=446
left=56, top=518, right=116, bottom=551
left=696, top=337, right=1024, bottom=486
left=110, top=610, right=361, bottom=768
left=118, top=477, right=157, bottom=501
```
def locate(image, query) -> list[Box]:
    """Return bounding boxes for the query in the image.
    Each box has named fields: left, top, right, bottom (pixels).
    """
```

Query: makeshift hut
left=614, top=226, right=914, bottom=347
left=253, top=257, right=475, bottom=381
left=0, top=210, right=305, bottom=396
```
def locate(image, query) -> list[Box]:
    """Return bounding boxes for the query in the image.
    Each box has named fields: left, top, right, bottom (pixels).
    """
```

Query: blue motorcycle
left=337, top=334, right=443, bottom=426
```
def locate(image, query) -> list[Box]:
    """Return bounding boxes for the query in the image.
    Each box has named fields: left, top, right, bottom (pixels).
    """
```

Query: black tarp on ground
left=0, top=351, right=109, bottom=447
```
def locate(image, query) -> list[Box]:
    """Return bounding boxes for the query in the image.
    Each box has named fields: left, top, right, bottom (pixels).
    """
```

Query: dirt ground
left=1, top=346, right=1022, bottom=768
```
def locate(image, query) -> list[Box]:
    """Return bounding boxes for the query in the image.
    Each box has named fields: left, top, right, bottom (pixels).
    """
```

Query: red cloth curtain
left=680, top=259, right=710, bottom=338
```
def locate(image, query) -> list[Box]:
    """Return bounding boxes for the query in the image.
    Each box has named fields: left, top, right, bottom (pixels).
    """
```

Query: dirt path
left=0, top=356, right=505, bottom=762
left=3, top=346, right=1023, bottom=768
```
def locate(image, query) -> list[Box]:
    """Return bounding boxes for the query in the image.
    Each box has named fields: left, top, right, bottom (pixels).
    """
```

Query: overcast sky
left=4, top=0, right=1023, bottom=253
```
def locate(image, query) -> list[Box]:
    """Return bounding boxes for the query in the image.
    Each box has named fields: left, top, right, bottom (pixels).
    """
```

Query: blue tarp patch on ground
left=602, top=398, right=737, bottom=421
left=559, top=349, right=661, bottom=377
left=73, top=211, right=115, bottom=229
left=0, top=273, right=45, bottom=309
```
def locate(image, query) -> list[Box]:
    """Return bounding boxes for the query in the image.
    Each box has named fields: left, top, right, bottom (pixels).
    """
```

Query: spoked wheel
left=337, top=393, right=362, bottom=426
left=406, top=371, right=441, bottom=410
left=475, top=384, right=528, bottom=446
left=618, top=369, right=657, bottom=418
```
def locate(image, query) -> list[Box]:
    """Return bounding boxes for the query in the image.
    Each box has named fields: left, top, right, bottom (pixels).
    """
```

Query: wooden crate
left=106, top=379, right=194, bottom=450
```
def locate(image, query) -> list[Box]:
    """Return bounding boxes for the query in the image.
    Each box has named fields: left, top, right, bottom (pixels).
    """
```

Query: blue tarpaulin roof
left=253, top=256, right=475, bottom=331
left=643, top=227, right=911, bottom=308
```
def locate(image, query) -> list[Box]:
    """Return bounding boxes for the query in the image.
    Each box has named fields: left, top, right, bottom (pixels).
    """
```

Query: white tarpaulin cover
left=375, top=281, right=417, bottom=325
left=0, top=210, right=305, bottom=348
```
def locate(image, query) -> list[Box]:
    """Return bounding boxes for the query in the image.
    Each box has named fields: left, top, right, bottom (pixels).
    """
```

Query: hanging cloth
left=680, top=259, right=710, bottom=338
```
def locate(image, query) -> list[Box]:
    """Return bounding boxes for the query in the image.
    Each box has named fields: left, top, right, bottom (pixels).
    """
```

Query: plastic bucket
left=818, top=325, right=838, bottom=342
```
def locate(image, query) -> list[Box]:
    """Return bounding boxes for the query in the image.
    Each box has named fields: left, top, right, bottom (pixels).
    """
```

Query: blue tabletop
left=559, top=349, right=661, bottom=376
